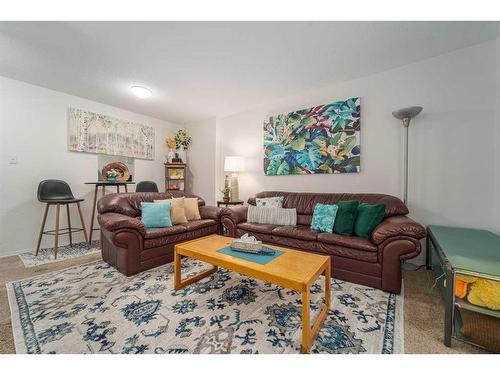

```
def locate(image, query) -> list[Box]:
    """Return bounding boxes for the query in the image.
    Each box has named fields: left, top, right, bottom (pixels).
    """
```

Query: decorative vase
left=167, top=148, right=175, bottom=163
left=108, top=176, right=117, bottom=182
left=178, top=145, right=187, bottom=163
left=223, top=195, right=230, bottom=203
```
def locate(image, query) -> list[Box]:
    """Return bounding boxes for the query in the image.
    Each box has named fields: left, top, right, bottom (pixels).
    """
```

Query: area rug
left=18, top=241, right=100, bottom=268
left=7, top=259, right=403, bottom=354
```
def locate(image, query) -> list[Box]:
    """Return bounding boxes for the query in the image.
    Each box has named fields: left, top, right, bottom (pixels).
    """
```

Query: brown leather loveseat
left=221, top=191, right=426, bottom=294
left=97, top=192, right=222, bottom=276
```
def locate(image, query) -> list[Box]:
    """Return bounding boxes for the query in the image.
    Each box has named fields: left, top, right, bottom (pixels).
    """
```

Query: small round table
left=85, top=181, right=136, bottom=243
left=217, top=200, right=244, bottom=207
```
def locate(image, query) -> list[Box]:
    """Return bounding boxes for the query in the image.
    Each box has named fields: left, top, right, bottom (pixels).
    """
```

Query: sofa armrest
left=221, top=206, right=248, bottom=225
left=199, top=205, right=223, bottom=221
left=220, top=206, right=248, bottom=237
left=371, top=215, right=426, bottom=245
left=98, top=212, right=146, bottom=236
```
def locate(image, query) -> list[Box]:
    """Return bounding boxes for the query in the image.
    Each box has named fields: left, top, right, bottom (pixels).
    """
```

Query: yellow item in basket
left=467, top=279, right=500, bottom=311
left=455, top=275, right=500, bottom=310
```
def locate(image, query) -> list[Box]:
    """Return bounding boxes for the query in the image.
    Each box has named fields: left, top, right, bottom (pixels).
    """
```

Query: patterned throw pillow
left=256, top=196, right=284, bottom=208
left=310, top=203, right=338, bottom=233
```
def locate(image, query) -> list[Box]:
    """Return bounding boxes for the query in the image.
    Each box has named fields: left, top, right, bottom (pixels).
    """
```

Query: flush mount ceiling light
left=130, top=86, right=152, bottom=99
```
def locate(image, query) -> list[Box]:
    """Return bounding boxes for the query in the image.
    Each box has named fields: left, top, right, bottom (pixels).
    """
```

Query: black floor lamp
left=392, top=106, right=423, bottom=205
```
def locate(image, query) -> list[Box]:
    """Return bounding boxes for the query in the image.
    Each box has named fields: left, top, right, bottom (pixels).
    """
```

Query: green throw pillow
left=353, top=203, right=386, bottom=239
left=310, top=203, right=338, bottom=233
left=333, top=200, right=359, bottom=236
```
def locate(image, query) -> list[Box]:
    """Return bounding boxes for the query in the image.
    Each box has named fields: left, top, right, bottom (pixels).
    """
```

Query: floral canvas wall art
left=263, top=97, right=360, bottom=175
left=68, top=108, right=155, bottom=160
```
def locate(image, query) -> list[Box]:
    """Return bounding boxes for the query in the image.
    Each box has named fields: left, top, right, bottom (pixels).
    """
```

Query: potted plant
left=106, top=168, right=120, bottom=181
left=220, top=186, right=231, bottom=203
left=173, top=128, right=192, bottom=163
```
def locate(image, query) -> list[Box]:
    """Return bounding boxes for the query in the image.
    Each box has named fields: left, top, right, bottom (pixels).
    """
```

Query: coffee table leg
left=301, top=288, right=311, bottom=353
left=301, top=262, right=331, bottom=353
left=174, top=249, right=218, bottom=290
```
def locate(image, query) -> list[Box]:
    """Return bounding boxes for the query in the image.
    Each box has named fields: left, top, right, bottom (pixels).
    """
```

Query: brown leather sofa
left=221, top=191, right=426, bottom=294
left=97, top=192, right=222, bottom=276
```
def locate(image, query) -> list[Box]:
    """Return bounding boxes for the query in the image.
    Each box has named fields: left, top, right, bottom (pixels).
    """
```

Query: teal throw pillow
left=353, top=203, right=386, bottom=239
left=141, top=202, right=172, bottom=228
left=333, top=200, right=359, bottom=236
left=310, top=203, right=338, bottom=233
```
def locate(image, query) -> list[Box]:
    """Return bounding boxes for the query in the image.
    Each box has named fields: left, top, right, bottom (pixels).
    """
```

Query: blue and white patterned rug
left=18, top=241, right=100, bottom=268
left=7, top=259, right=403, bottom=354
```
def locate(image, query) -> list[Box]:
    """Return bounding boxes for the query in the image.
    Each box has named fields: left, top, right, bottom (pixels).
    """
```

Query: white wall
left=0, top=76, right=179, bottom=256
left=185, top=117, right=217, bottom=205
left=214, top=41, right=497, bottom=264
left=495, top=35, right=500, bottom=234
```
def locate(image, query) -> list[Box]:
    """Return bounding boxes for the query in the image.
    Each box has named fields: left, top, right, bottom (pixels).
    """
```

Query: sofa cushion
left=272, top=225, right=317, bottom=241
left=237, top=222, right=278, bottom=234
left=181, top=219, right=217, bottom=232
left=354, top=203, right=386, bottom=239
left=333, top=200, right=359, bottom=236
left=316, top=242, right=378, bottom=263
left=317, top=232, right=377, bottom=252
left=184, top=197, right=202, bottom=220
left=271, top=235, right=319, bottom=252
left=144, top=225, right=186, bottom=239
left=256, top=196, right=284, bottom=207
left=143, top=232, right=187, bottom=249
left=154, top=197, right=188, bottom=224
left=247, top=206, right=297, bottom=226
left=311, top=203, right=338, bottom=233
left=141, top=202, right=172, bottom=228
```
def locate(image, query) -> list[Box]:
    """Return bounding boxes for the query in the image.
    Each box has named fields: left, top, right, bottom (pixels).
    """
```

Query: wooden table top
left=174, top=234, right=329, bottom=292
left=85, top=181, right=136, bottom=185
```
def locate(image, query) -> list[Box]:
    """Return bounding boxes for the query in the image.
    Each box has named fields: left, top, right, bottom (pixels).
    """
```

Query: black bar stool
left=36, top=179, right=89, bottom=258
left=136, top=181, right=159, bottom=192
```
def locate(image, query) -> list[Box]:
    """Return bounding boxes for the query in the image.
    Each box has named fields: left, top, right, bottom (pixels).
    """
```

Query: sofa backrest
left=97, top=192, right=205, bottom=217
left=247, top=191, right=408, bottom=226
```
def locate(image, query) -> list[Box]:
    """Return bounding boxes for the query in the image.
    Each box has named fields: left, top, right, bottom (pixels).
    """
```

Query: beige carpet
left=0, top=253, right=484, bottom=354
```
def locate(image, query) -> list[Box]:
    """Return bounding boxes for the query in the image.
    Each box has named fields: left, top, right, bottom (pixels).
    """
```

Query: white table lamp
left=224, top=156, right=245, bottom=201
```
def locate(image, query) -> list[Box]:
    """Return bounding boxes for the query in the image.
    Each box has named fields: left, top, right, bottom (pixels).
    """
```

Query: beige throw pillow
left=184, top=197, right=201, bottom=221
left=154, top=197, right=188, bottom=224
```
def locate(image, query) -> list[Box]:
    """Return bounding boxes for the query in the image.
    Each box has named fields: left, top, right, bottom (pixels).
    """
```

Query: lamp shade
left=224, top=156, right=245, bottom=172
left=392, top=106, right=423, bottom=120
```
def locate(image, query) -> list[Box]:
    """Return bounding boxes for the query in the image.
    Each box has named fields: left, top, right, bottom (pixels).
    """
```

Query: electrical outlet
left=8, top=155, right=18, bottom=164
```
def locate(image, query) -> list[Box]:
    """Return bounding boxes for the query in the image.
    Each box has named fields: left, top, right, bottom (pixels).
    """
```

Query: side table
left=217, top=200, right=244, bottom=207
left=85, top=181, right=136, bottom=243
left=426, top=225, right=500, bottom=349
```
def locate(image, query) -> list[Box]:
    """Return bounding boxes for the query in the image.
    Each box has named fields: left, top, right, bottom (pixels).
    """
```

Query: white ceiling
left=1, top=21, right=499, bottom=124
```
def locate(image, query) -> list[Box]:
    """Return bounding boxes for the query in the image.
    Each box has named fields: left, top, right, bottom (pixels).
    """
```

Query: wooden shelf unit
left=165, top=163, right=186, bottom=192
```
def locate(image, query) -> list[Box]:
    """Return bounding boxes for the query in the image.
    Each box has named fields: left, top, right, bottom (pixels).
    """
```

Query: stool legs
left=66, top=204, right=73, bottom=246
left=54, top=203, right=61, bottom=258
left=36, top=202, right=88, bottom=258
left=35, top=203, right=50, bottom=256
left=77, top=202, right=89, bottom=243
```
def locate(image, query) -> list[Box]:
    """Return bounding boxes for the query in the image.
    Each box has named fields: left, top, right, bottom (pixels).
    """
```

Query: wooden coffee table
left=173, top=234, right=331, bottom=353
